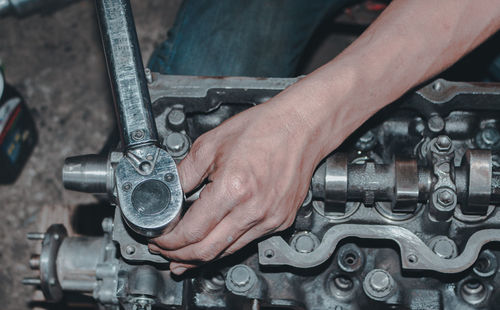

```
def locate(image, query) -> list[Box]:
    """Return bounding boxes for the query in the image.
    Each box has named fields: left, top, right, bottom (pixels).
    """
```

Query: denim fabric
left=148, top=0, right=355, bottom=77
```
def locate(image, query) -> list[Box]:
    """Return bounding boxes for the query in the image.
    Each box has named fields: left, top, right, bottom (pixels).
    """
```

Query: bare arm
left=151, top=0, right=500, bottom=274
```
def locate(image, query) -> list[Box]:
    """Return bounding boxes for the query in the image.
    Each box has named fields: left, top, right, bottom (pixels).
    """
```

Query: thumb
left=177, top=138, right=215, bottom=193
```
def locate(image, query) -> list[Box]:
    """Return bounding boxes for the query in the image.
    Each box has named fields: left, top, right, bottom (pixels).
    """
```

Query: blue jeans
left=148, top=0, right=355, bottom=77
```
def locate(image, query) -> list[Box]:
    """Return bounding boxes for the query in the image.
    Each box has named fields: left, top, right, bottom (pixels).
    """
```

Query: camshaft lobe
left=311, top=148, right=498, bottom=216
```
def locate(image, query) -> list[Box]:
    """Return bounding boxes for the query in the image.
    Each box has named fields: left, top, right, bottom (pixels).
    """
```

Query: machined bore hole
left=139, top=161, right=152, bottom=173
left=334, top=275, right=353, bottom=291
left=475, top=257, right=490, bottom=273
left=344, top=252, right=358, bottom=265
left=407, top=254, right=418, bottom=264
left=125, top=245, right=136, bottom=255
left=264, top=249, right=275, bottom=258
left=462, top=279, right=487, bottom=305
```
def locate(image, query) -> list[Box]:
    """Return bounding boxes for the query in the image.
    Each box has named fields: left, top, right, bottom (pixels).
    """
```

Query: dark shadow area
left=71, top=201, right=115, bottom=236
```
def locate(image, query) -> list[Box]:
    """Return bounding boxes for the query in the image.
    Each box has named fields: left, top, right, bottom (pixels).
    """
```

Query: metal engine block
left=24, top=75, right=500, bottom=310
left=21, top=0, right=500, bottom=309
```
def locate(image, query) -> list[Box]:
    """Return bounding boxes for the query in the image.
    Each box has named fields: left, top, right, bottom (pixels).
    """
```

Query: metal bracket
left=258, top=224, right=500, bottom=274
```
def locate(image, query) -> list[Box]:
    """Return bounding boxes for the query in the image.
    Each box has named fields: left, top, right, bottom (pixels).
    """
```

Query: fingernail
left=172, top=267, right=187, bottom=275
left=149, top=248, right=160, bottom=255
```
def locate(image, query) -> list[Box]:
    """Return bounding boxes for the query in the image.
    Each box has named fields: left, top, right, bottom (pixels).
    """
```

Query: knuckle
left=246, top=207, right=267, bottom=224
left=182, top=229, right=206, bottom=244
left=224, top=170, right=256, bottom=203
left=263, top=215, right=284, bottom=231
left=197, top=247, right=217, bottom=262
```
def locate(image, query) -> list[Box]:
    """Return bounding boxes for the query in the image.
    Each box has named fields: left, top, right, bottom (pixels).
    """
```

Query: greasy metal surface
left=464, top=149, right=492, bottom=214
left=417, top=79, right=500, bottom=104
left=258, top=224, right=500, bottom=273
left=112, top=208, right=169, bottom=263
left=25, top=67, right=500, bottom=309
left=95, top=0, right=158, bottom=148
left=39, top=224, right=66, bottom=301
left=115, top=146, right=182, bottom=237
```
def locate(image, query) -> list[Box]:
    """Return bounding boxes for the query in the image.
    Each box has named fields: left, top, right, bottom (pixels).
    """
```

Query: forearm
left=277, top=0, right=500, bottom=161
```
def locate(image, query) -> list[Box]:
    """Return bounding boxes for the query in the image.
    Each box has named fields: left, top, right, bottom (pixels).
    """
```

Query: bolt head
left=481, top=128, right=500, bottom=146
left=167, top=109, right=186, bottom=127
left=430, top=237, right=457, bottom=259
left=437, top=188, right=455, bottom=206
left=226, top=265, right=257, bottom=294
left=363, top=269, right=394, bottom=300
left=369, top=270, right=390, bottom=292
left=293, top=234, right=316, bottom=253
left=165, top=133, right=188, bottom=154
left=229, top=265, right=251, bottom=287
left=435, top=135, right=452, bottom=151
left=428, top=115, right=445, bottom=133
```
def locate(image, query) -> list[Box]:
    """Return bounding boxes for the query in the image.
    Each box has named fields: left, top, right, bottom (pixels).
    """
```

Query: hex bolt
left=431, top=188, right=456, bottom=221
left=230, top=266, right=250, bottom=287
left=437, top=188, right=454, bottom=206
left=435, top=135, right=452, bottom=152
left=363, top=269, right=395, bottom=300
left=165, top=132, right=189, bottom=156
left=167, top=108, right=186, bottom=131
left=291, top=232, right=319, bottom=254
left=429, top=236, right=457, bottom=259
left=226, top=265, right=257, bottom=294
left=27, top=232, right=45, bottom=240
left=480, top=128, right=500, bottom=147
left=355, top=130, right=376, bottom=150
left=428, top=115, right=445, bottom=133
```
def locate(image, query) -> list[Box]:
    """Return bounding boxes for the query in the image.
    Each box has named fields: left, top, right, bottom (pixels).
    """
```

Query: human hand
left=149, top=91, right=325, bottom=275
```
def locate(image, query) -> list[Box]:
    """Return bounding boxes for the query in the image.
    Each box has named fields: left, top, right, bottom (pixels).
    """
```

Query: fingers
left=159, top=209, right=255, bottom=263
left=152, top=181, right=234, bottom=250
left=177, top=136, right=215, bottom=193
left=221, top=217, right=290, bottom=258
left=169, top=262, right=198, bottom=275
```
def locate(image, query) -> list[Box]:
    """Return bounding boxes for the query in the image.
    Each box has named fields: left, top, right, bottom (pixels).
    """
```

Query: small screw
left=122, top=182, right=132, bottom=191
left=132, top=130, right=145, bottom=141
left=165, top=173, right=175, bottom=182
